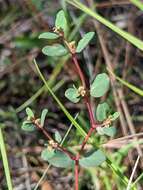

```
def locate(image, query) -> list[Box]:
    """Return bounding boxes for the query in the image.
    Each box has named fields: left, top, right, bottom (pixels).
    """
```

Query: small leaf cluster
left=39, top=10, right=95, bottom=56
left=41, top=129, right=106, bottom=168
left=41, top=146, right=106, bottom=168
left=22, top=107, right=107, bottom=168
left=65, top=73, right=110, bottom=104
left=96, top=102, right=120, bottom=137
left=41, top=131, right=75, bottom=168
left=21, top=107, right=48, bottom=132
left=41, top=149, right=74, bottom=168
left=41, top=130, right=74, bottom=168
left=65, top=85, right=81, bottom=103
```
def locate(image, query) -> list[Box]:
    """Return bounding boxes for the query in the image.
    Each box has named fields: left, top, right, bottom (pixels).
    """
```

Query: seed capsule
left=68, top=41, right=76, bottom=54
left=53, top=27, right=63, bottom=36
left=49, top=140, right=58, bottom=148
left=103, top=117, right=112, bottom=127
left=78, top=86, right=86, bottom=97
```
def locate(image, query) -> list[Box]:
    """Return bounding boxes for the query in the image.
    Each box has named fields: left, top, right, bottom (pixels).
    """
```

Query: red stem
left=34, top=121, right=75, bottom=160
left=84, top=96, right=95, bottom=126
left=71, top=54, right=97, bottom=151
left=57, top=144, right=75, bottom=160
left=81, top=97, right=98, bottom=151
left=75, top=154, right=79, bottom=190
left=72, top=54, right=86, bottom=88
left=33, top=121, right=53, bottom=141
left=80, top=126, right=94, bottom=151
left=71, top=53, right=100, bottom=190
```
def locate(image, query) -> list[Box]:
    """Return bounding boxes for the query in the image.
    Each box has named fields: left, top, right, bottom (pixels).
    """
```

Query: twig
left=33, top=119, right=75, bottom=160
left=126, top=156, right=140, bottom=190
left=33, top=113, right=78, bottom=190
left=75, top=156, right=79, bottom=190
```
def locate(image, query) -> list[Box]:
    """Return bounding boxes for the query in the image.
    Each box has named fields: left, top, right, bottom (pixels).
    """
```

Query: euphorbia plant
left=21, top=10, right=119, bottom=190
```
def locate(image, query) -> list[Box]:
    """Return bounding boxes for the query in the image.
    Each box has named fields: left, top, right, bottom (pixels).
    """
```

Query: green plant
left=0, top=125, right=13, bottom=190
left=66, top=0, right=143, bottom=51
left=21, top=10, right=120, bottom=190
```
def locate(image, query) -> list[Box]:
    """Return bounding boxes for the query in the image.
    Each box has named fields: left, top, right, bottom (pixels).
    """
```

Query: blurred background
left=0, top=0, right=143, bottom=189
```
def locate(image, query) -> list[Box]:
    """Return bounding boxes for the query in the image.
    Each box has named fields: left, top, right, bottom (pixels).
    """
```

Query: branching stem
left=33, top=120, right=75, bottom=160
left=70, top=52, right=98, bottom=190
left=71, top=53, right=97, bottom=149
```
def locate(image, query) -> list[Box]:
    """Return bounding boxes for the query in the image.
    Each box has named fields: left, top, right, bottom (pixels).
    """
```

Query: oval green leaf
left=103, top=126, right=116, bottom=137
left=21, top=121, right=36, bottom=132
left=26, top=107, right=34, bottom=117
left=79, top=149, right=106, bottom=168
left=41, top=148, right=55, bottom=160
left=42, top=44, right=68, bottom=57
left=40, top=108, right=48, bottom=127
left=54, top=130, right=62, bottom=143
left=65, top=88, right=80, bottom=103
left=90, top=73, right=110, bottom=98
left=96, top=127, right=105, bottom=135
left=55, top=10, right=67, bottom=33
left=111, top=112, right=120, bottom=121
left=96, top=102, right=110, bottom=121
left=96, top=126, right=116, bottom=137
left=39, top=32, right=59, bottom=39
left=43, top=150, right=74, bottom=168
left=76, top=32, right=95, bottom=53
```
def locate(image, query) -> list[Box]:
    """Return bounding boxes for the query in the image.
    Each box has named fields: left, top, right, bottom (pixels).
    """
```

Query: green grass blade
left=16, top=59, right=65, bottom=113
left=130, top=0, right=143, bottom=10
left=16, top=85, right=45, bottom=113
left=116, top=77, right=143, bottom=96
left=16, top=79, right=65, bottom=113
left=106, top=157, right=129, bottom=186
left=66, top=0, right=143, bottom=51
left=107, top=68, right=143, bottom=96
left=34, top=59, right=87, bottom=138
left=132, top=172, right=143, bottom=187
left=116, top=75, right=143, bottom=97
left=126, top=156, right=140, bottom=190
left=0, top=126, right=13, bottom=190
left=61, top=113, right=79, bottom=145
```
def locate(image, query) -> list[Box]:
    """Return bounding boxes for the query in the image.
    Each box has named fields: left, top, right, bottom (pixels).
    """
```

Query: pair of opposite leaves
left=39, top=10, right=95, bottom=55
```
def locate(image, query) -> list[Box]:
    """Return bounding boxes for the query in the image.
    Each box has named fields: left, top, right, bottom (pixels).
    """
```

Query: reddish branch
left=34, top=36, right=99, bottom=189
left=72, top=54, right=86, bottom=88
left=71, top=54, right=98, bottom=149
left=33, top=119, right=75, bottom=160
left=75, top=153, right=80, bottom=190
left=75, top=159, right=79, bottom=190
left=70, top=51, right=98, bottom=189
left=80, top=127, right=94, bottom=151
left=64, top=33, right=98, bottom=148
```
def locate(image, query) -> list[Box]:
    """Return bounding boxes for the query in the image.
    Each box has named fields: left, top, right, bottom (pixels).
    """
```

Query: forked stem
left=71, top=53, right=98, bottom=190
left=71, top=54, right=97, bottom=150
left=33, top=120, right=75, bottom=160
